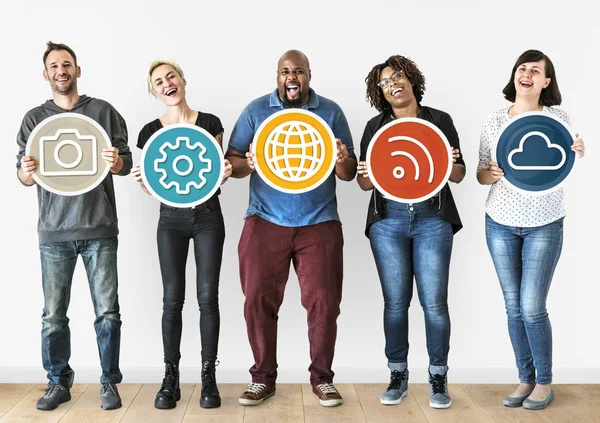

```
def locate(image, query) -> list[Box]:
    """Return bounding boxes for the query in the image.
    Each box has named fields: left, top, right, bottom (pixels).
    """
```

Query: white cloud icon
left=508, top=131, right=566, bottom=171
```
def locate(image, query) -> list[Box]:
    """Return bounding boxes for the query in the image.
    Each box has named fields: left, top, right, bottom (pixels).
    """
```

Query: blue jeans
left=485, top=215, right=563, bottom=385
left=369, top=198, right=453, bottom=367
left=39, top=236, right=122, bottom=387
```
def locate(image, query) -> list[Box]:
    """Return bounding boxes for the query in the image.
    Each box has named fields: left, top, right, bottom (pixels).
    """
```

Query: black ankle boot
left=200, top=360, right=221, bottom=408
left=154, top=362, right=180, bottom=409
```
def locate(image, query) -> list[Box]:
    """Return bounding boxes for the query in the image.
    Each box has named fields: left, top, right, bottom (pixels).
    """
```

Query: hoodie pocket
left=39, top=185, right=117, bottom=233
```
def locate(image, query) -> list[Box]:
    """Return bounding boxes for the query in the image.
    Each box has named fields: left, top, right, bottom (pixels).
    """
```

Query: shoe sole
left=200, top=398, right=222, bottom=408
left=101, top=401, right=122, bottom=410
left=239, top=391, right=275, bottom=406
left=381, top=389, right=408, bottom=405
left=313, top=393, right=343, bottom=407
left=430, top=400, right=452, bottom=409
left=36, top=393, right=72, bottom=411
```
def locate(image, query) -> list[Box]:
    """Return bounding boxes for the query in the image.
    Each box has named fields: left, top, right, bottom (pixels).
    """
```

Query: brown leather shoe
left=312, top=383, right=343, bottom=407
left=238, top=382, right=276, bottom=406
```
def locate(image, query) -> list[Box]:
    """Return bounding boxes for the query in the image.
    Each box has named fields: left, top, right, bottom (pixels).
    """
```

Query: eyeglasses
left=377, top=71, right=404, bottom=89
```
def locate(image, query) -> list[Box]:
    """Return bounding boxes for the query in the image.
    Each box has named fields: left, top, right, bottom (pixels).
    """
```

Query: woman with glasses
left=357, top=55, right=465, bottom=409
left=477, top=49, right=585, bottom=410
left=131, top=60, right=232, bottom=410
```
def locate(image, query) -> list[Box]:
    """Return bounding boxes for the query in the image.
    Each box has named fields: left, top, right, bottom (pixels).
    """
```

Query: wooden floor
left=1, top=383, right=599, bottom=422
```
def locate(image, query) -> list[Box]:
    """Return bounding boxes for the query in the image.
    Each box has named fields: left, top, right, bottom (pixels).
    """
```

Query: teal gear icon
left=154, top=137, right=212, bottom=194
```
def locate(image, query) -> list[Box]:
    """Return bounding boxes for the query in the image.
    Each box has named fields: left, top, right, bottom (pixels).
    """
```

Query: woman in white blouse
left=477, top=49, right=585, bottom=410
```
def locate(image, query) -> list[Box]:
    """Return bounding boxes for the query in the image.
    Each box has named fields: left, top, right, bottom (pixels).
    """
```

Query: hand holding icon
left=336, top=139, right=349, bottom=164
left=131, top=164, right=149, bottom=194
left=488, top=161, right=504, bottom=182
left=357, top=161, right=370, bottom=178
left=20, top=156, right=38, bottom=176
left=571, top=134, right=585, bottom=158
left=101, top=147, right=123, bottom=173
left=245, top=143, right=256, bottom=172
left=452, top=148, right=461, bottom=163
left=221, top=159, right=233, bottom=185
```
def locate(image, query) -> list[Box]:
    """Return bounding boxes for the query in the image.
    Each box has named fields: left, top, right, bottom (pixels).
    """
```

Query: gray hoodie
left=16, top=95, right=132, bottom=244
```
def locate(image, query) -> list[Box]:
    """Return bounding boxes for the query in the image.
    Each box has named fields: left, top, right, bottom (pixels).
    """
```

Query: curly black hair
left=365, top=55, right=425, bottom=114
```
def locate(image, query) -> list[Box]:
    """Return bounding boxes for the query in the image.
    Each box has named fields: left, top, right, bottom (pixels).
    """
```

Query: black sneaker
left=155, top=362, right=180, bottom=409
left=36, top=382, right=71, bottom=410
left=100, top=382, right=122, bottom=410
left=200, top=360, right=221, bottom=408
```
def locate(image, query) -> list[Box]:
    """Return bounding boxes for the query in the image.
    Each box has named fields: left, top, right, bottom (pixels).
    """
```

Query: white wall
left=1, top=0, right=598, bottom=384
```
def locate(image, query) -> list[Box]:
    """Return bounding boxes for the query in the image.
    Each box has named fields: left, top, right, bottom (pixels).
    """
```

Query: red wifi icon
left=367, top=118, right=452, bottom=203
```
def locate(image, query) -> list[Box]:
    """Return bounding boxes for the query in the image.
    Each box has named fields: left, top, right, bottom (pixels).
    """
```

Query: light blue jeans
left=39, top=236, right=122, bottom=387
left=485, top=214, right=563, bottom=384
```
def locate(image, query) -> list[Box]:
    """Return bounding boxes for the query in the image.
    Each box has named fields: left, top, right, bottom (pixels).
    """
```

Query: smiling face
left=514, top=59, right=551, bottom=101
left=277, top=52, right=311, bottom=107
left=151, top=64, right=186, bottom=106
left=380, top=66, right=416, bottom=110
left=43, top=49, right=80, bottom=95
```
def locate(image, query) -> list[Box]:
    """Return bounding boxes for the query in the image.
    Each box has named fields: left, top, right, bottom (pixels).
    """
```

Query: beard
left=280, top=88, right=305, bottom=108
left=50, top=76, right=77, bottom=95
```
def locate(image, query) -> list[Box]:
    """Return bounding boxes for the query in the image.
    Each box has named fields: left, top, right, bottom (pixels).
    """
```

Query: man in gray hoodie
left=16, top=42, right=132, bottom=411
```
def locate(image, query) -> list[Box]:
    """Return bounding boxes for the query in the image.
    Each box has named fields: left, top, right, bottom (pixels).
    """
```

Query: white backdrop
left=1, top=0, right=598, bottom=384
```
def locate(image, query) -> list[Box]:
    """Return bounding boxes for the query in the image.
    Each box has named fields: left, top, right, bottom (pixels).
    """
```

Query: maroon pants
left=238, top=215, right=344, bottom=386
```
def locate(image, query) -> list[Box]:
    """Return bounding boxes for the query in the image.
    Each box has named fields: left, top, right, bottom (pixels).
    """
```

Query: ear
left=183, top=78, right=187, bottom=86
left=308, top=69, right=312, bottom=81
left=43, top=69, right=48, bottom=81
left=76, top=66, right=81, bottom=78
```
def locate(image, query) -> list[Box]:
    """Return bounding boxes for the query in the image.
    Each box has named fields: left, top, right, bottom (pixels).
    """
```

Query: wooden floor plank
left=59, top=383, right=141, bottom=423
left=0, top=384, right=88, bottom=423
left=0, top=384, right=37, bottom=418
left=564, top=384, right=600, bottom=411
left=354, top=383, right=428, bottom=423
left=462, top=384, right=552, bottom=423
left=303, top=383, right=366, bottom=423
left=182, top=383, right=246, bottom=423
left=538, top=385, right=600, bottom=423
left=120, top=383, right=194, bottom=423
left=242, top=383, right=303, bottom=423
left=410, top=383, right=491, bottom=423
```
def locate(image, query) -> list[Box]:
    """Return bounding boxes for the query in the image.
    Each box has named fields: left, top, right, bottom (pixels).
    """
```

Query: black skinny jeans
left=157, top=200, right=225, bottom=364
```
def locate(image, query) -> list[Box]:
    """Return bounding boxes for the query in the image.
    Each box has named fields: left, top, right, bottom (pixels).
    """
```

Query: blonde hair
left=147, top=60, right=185, bottom=96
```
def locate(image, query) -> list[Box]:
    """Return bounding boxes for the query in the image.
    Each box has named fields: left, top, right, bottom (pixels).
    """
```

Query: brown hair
left=502, top=49, right=562, bottom=106
left=365, top=55, right=426, bottom=114
left=43, top=41, right=77, bottom=68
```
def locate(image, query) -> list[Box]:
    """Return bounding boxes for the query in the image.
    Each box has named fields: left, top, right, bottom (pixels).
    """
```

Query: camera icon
left=39, top=129, right=98, bottom=176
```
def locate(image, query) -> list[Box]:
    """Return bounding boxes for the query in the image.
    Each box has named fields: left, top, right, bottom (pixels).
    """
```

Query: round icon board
left=141, top=124, right=224, bottom=208
left=366, top=118, right=452, bottom=203
left=493, top=111, right=575, bottom=195
left=252, top=109, right=337, bottom=194
left=25, top=113, right=112, bottom=196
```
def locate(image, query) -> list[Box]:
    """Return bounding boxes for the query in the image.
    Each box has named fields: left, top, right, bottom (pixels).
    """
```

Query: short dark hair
left=43, top=41, right=77, bottom=68
left=502, top=49, right=561, bottom=106
left=365, top=55, right=426, bottom=114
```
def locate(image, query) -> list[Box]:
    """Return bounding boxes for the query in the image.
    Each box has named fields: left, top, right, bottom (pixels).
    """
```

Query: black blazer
left=359, top=106, right=464, bottom=237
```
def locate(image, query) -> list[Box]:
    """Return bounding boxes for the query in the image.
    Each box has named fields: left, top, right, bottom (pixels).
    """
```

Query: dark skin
left=225, top=50, right=357, bottom=181
left=357, top=65, right=465, bottom=190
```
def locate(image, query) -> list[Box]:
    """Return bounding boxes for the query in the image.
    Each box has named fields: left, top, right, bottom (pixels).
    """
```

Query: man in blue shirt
left=226, top=50, right=356, bottom=408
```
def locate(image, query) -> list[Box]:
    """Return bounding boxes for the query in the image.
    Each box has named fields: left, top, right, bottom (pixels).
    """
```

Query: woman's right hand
left=489, top=161, right=504, bottom=182
left=357, top=161, right=370, bottom=178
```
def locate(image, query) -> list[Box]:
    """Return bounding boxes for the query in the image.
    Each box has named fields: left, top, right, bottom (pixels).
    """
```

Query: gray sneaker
left=428, top=369, right=451, bottom=409
left=100, top=382, right=122, bottom=410
left=36, top=382, right=71, bottom=410
left=380, top=369, right=409, bottom=405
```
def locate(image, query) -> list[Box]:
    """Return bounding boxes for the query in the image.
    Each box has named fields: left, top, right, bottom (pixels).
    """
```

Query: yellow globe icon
left=253, top=109, right=337, bottom=194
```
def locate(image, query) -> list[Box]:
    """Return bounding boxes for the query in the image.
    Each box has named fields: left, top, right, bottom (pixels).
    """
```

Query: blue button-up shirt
left=229, top=88, right=354, bottom=227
